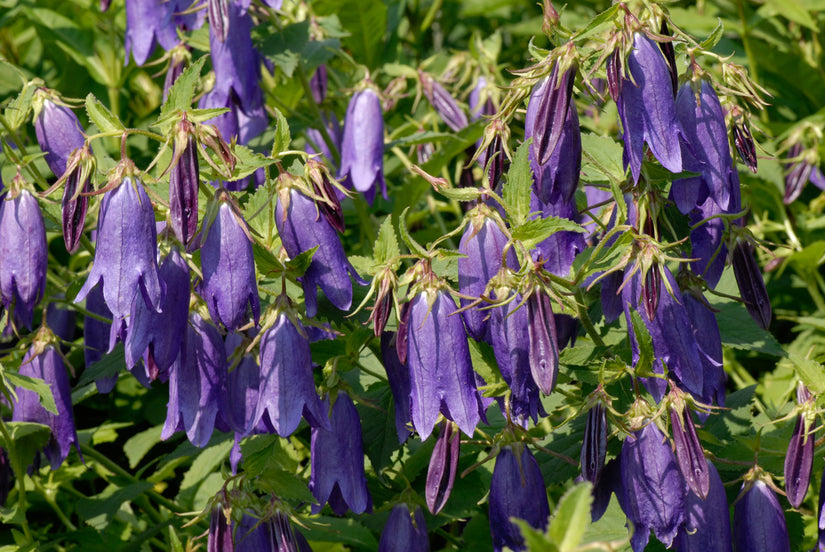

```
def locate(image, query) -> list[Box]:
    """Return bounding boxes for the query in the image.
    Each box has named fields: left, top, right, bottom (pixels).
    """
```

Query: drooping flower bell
left=75, top=176, right=163, bottom=339
left=405, top=283, right=486, bottom=440
left=731, top=239, right=772, bottom=330
left=526, top=288, right=560, bottom=395
left=683, top=289, right=726, bottom=407
left=11, top=338, right=80, bottom=469
left=619, top=420, right=686, bottom=551
left=419, top=70, right=468, bottom=132
left=613, top=33, right=683, bottom=182
left=162, top=313, right=228, bottom=447
left=124, top=0, right=180, bottom=66
left=425, top=420, right=460, bottom=515
left=33, top=96, right=86, bottom=178
left=673, top=460, right=732, bottom=552
left=208, top=1, right=263, bottom=114
left=784, top=142, right=825, bottom=204
left=200, top=195, right=260, bottom=331
left=310, top=393, right=371, bottom=515
left=339, top=87, right=386, bottom=204
left=0, top=188, right=47, bottom=330
left=379, top=503, right=430, bottom=552
left=488, top=444, right=550, bottom=552
left=380, top=331, right=412, bottom=443
left=254, top=308, right=330, bottom=436
left=733, top=473, right=790, bottom=552
left=785, top=383, right=815, bottom=509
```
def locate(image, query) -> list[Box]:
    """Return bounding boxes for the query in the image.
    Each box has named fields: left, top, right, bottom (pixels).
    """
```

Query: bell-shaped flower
left=200, top=200, right=260, bottom=331
left=488, top=444, right=550, bottom=552
left=785, top=386, right=814, bottom=509
left=46, top=302, right=76, bottom=342
left=0, top=189, right=47, bottom=330
left=124, top=248, right=190, bottom=379
left=458, top=206, right=515, bottom=341
left=125, top=0, right=179, bottom=66
left=224, top=351, right=261, bottom=473
left=614, top=34, right=683, bottom=182
left=526, top=62, right=576, bottom=168
left=673, top=460, right=732, bottom=552
left=380, top=331, right=412, bottom=443
left=732, top=240, right=772, bottom=330
left=526, top=289, right=560, bottom=395
left=530, top=191, right=586, bottom=285
left=275, top=184, right=361, bottom=317
left=619, top=422, right=686, bottom=551
left=784, top=143, right=825, bottom=204
left=208, top=1, right=263, bottom=113
left=581, top=403, right=607, bottom=484
left=34, top=98, right=85, bottom=177
left=379, top=503, right=430, bottom=552
left=406, top=288, right=486, bottom=440
left=162, top=313, right=228, bottom=447
left=83, top=283, right=118, bottom=393
left=419, top=70, right=468, bottom=132
left=254, top=311, right=329, bottom=436
left=689, top=195, right=731, bottom=289
left=339, top=88, right=386, bottom=204
left=425, top=421, right=460, bottom=515
left=733, top=477, right=790, bottom=552
left=12, top=343, right=80, bottom=469
left=683, top=292, right=726, bottom=407
left=310, top=393, right=371, bottom=515
left=75, top=177, right=162, bottom=337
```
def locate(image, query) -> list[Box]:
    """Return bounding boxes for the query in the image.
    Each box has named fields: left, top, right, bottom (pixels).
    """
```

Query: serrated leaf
left=4, top=372, right=57, bottom=415
left=258, top=468, right=315, bottom=504
left=699, top=18, right=724, bottom=50
left=715, top=300, right=784, bottom=356
left=5, top=82, right=36, bottom=131
left=186, top=107, right=231, bottom=123
left=789, top=354, right=825, bottom=395
left=285, top=245, right=318, bottom=276
left=231, top=144, right=278, bottom=180
left=503, top=139, right=533, bottom=226
left=355, top=384, right=400, bottom=471
left=374, top=215, right=400, bottom=266
left=159, top=56, right=207, bottom=121
left=572, top=4, right=620, bottom=40
left=270, top=106, right=291, bottom=157
left=314, top=0, right=387, bottom=70
left=85, top=93, right=124, bottom=133
left=510, top=216, right=586, bottom=251
left=630, top=310, right=655, bottom=378
left=179, top=439, right=233, bottom=494
left=548, top=482, right=593, bottom=551
left=512, top=519, right=557, bottom=552
left=581, top=133, right=624, bottom=183
left=124, top=426, right=163, bottom=469
left=398, top=207, right=428, bottom=257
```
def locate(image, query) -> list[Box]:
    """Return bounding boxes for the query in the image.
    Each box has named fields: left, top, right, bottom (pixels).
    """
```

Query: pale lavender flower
left=339, top=88, right=386, bottom=203
left=34, top=99, right=85, bottom=177
left=124, top=0, right=179, bottom=66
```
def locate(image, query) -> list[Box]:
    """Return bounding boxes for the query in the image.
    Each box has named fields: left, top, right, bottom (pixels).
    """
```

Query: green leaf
left=469, top=337, right=506, bottom=396
left=512, top=519, right=557, bottom=552
left=4, top=371, right=57, bottom=415
left=4, top=81, right=36, bottom=131
left=699, top=18, right=725, bottom=50
left=758, top=0, right=817, bottom=30
left=789, top=354, right=825, bottom=395
left=314, top=0, right=387, bottom=69
left=254, top=20, right=340, bottom=77
left=76, top=343, right=124, bottom=388
left=303, top=516, right=378, bottom=548
left=230, top=144, right=277, bottom=180
left=124, top=426, right=163, bottom=469
left=270, top=106, right=291, bottom=157
left=572, top=4, right=620, bottom=40
left=179, top=439, right=233, bottom=494
left=502, top=139, right=533, bottom=226
left=629, top=310, right=655, bottom=378
left=76, top=482, right=153, bottom=531
left=374, top=215, right=400, bottom=267
left=0, top=422, right=50, bottom=478
left=355, top=384, right=401, bottom=471
left=548, top=483, right=593, bottom=551
left=398, top=207, right=429, bottom=257
left=510, top=216, right=585, bottom=251
left=84, top=93, right=124, bottom=133
left=714, top=300, right=785, bottom=356
left=285, top=245, right=318, bottom=277
left=580, top=133, right=624, bottom=184
left=159, top=56, right=207, bottom=121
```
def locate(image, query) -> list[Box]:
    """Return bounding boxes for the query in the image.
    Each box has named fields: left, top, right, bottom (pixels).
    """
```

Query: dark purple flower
left=527, top=62, right=575, bottom=167
left=339, top=88, right=386, bottom=204
left=733, top=478, right=790, bottom=552
left=488, top=445, right=550, bottom=552
left=530, top=191, right=586, bottom=282
left=254, top=312, right=329, bottom=436
left=673, top=460, right=732, bottom=552
left=406, top=289, right=486, bottom=440
left=419, top=71, right=468, bottom=132
left=0, top=190, right=47, bottom=329
left=310, top=394, right=371, bottom=515
left=731, top=240, right=771, bottom=330
left=124, top=248, right=190, bottom=379
left=124, top=0, right=179, bottom=66
left=457, top=206, right=515, bottom=341
left=784, top=410, right=814, bottom=509
left=46, top=302, right=76, bottom=342
left=380, top=331, right=412, bottom=443
left=619, top=422, right=686, bottom=551
left=689, top=195, right=730, bottom=289
left=83, top=283, right=118, bottom=393
left=200, top=201, right=260, bottom=331
left=34, top=99, right=85, bottom=177
left=61, top=150, right=92, bottom=254
left=526, top=290, right=559, bottom=395
left=209, top=2, right=263, bottom=112
left=784, top=143, right=825, bottom=204
left=581, top=403, right=607, bottom=484
left=310, top=65, right=328, bottom=104
left=683, top=292, right=726, bottom=407
left=275, top=185, right=361, bottom=318
left=306, top=113, right=342, bottom=168
left=731, top=109, right=758, bottom=173
left=670, top=405, right=709, bottom=499
left=615, top=34, right=683, bottom=182
left=379, top=504, right=430, bottom=552
left=169, top=135, right=199, bottom=245
left=208, top=507, right=234, bottom=552
left=162, top=313, right=228, bottom=447
left=425, top=420, right=460, bottom=515
left=75, top=177, right=162, bottom=333
left=12, top=344, right=80, bottom=469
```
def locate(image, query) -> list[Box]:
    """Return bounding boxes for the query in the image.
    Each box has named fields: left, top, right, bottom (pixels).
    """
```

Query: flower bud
left=169, top=134, right=200, bottom=245
left=61, top=147, right=93, bottom=253
left=733, top=478, right=790, bottom=552
left=207, top=506, right=233, bottom=552
left=526, top=289, right=559, bottom=395
left=730, top=106, right=757, bottom=173
left=784, top=388, right=814, bottom=509
left=731, top=240, right=771, bottom=330
left=310, top=65, right=328, bottom=104
left=379, top=504, right=430, bottom=552
left=34, top=98, right=85, bottom=178
left=581, top=403, right=607, bottom=484
left=425, top=420, right=460, bottom=515
left=670, top=405, right=709, bottom=499
left=339, top=88, right=386, bottom=204
left=419, top=71, right=468, bottom=132
left=528, top=62, right=576, bottom=167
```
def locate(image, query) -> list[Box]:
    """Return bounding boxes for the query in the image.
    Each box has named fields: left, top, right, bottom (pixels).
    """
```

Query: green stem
left=0, top=417, right=34, bottom=542
left=574, top=288, right=606, bottom=348
left=32, top=478, right=77, bottom=531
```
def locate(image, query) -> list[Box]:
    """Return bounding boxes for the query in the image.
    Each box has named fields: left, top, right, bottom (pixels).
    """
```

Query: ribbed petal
left=673, top=460, right=732, bottom=551
left=784, top=415, right=814, bottom=509
left=124, top=0, right=179, bottom=66
left=425, top=421, right=460, bottom=515
left=34, top=100, right=85, bottom=177
left=733, top=480, right=790, bottom=552
left=380, top=331, right=412, bottom=443
left=378, top=504, right=430, bottom=552
left=339, top=89, right=385, bottom=203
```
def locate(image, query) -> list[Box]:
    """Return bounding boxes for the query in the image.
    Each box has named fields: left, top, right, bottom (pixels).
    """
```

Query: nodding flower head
left=339, top=87, right=386, bottom=204
left=124, top=0, right=180, bottom=66
left=378, top=503, right=430, bottom=552
left=34, top=97, right=86, bottom=177
left=733, top=474, right=790, bottom=552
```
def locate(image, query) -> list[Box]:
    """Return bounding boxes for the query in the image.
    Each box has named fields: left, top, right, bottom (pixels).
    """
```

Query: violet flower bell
left=162, top=313, right=228, bottom=447
left=785, top=384, right=815, bottom=509
left=580, top=403, right=607, bottom=485
left=0, top=189, right=47, bottom=330
left=124, top=0, right=180, bottom=66
left=425, top=420, right=460, bottom=515
left=209, top=1, right=263, bottom=113
left=74, top=176, right=163, bottom=341
left=379, top=504, right=430, bottom=552
left=33, top=97, right=86, bottom=177
left=339, top=87, right=386, bottom=204
left=683, top=291, right=726, bottom=408
left=275, top=181, right=362, bottom=318
left=380, top=331, right=412, bottom=443
left=310, top=393, right=371, bottom=515
left=419, top=70, right=469, bottom=132
left=613, top=33, right=683, bottom=182
left=673, top=460, right=732, bottom=552
left=784, top=143, right=825, bottom=204
left=488, top=444, right=550, bottom=552
left=405, top=287, right=486, bottom=440
left=669, top=402, right=709, bottom=499
left=253, top=310, right=330, bottom=436
left=526, top=61, right=576, bottom=168
left=200, top=198, right=260, bottom=331
left=731, top=239, right=772, bottom=330
left=619, top=421, right=686, bottom=551
left=12, top=342, right=80, bottom=469
left=733, top=476, right=790, bottom=552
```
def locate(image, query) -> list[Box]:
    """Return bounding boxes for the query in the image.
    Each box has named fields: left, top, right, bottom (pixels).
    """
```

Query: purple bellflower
left=673, top=460, right=732, bottom=552
left=784, top=143, right=825, bottom=204
left=670, top=403, right=709, bottom=499
left=581, top=403, right=607, bottom=484
left=339, top=88, right=386, bottom=204
left=379, top=503, right=430, bottom=552
left=207, top=507, right=233, bottom=552
left=683, top=291, right=726, bottom=407
left=526, top=62, right=576, bottom=168
left=275, top=183, right=361, bottom=318
left=0, top=189, right=47, bottom=330
left=488, top=444, right=550, bottom=552
left=310, top=393, right=371, bottom=515
left=785, top=384, right=814, bottom=509
left=209, top=1, right=263, bottom=114
left=419, top=71, right=469, bottom=132
left=124, top=248, right=190, bottom=380
left=83, top=283, right=118, bottom=393
left=731, top=240, right=772, bottom=330
left=224, top=350, right=261, bottom=473
left=254, top=311, right=330, bottom=436
left=124, top=0, right=179, bottom=66
left=46, top=302, right=76, bottom=342
left=405, top=288, right=486, bottom=440
left=457, top=205, right=515, bottom=341
left=614, top=33, right=683, bottom=182
left=733, top=477, right=790, bottom=552
left=200, top=200, right=260, bottom=331
left=34, top=98, right=85, bottom=178
left=75, top=177, right=162, bottom=342
left=526, top=289, right=560, bottom=395
left=425, top=420, right=460, bottom=515
left=162, top=313, right=228, bottom=447
left=12, top=343, right=80, bottom=469
left=619, top=422, right=686, bottom=551
left=380, top=331, right=412, bottom=443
